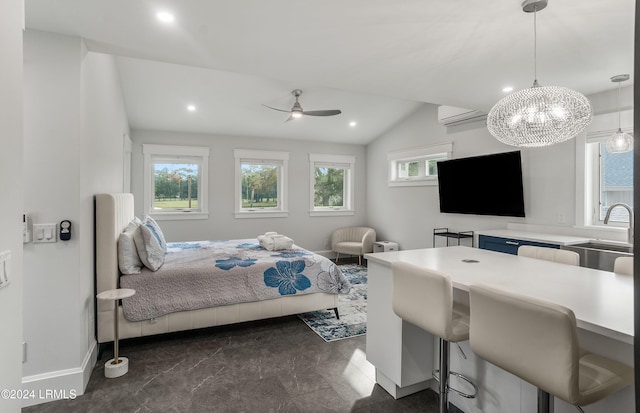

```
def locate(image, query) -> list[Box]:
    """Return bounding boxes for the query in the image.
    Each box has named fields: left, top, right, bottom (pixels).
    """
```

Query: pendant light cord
left=533, top=7, right=538, bottom=86
left=617, top=81, right=622, bottom=130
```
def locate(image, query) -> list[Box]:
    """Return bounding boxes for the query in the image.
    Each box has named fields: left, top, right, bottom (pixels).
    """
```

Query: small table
left=96, top=288, right=136, bottom=378
left=373, top=241, right=398, bottom=252
left=433, top=227, right=474, bottom=247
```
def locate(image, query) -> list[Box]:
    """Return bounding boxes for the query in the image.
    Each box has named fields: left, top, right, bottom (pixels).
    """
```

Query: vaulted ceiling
left=25, top=0, right=635, bottom=144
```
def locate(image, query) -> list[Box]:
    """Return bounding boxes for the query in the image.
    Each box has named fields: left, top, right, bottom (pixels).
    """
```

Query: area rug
left=298, top=263, right=367, bottom=342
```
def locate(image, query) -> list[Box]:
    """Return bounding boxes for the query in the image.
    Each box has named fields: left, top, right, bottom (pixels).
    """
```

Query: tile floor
left=22, top=316, right=441, bottom=413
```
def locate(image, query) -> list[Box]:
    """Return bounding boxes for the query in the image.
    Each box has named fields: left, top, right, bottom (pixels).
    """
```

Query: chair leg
left=358, top=255, right=362, bottom=266
left=334, top=253, right=339, bottom=264
left=439, top=338, right=450, bottom=413
left=432, top=339, right=477, bottom=412
left=537, top=388, right=553, bottom=413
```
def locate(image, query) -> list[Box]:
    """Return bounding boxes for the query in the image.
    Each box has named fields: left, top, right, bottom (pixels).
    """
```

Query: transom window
left=142, top=144, right=209, bottom=220
left=235, top=149, right=288, bottom=218
left=396, top=158, right=440, bottom=179
left=309, top=154, right=355, bottom=216
left=388, top=142, right=452, bottom=187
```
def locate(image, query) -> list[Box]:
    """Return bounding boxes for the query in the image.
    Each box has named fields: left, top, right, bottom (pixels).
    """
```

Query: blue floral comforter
left=120, top=239, right=351, bottom=322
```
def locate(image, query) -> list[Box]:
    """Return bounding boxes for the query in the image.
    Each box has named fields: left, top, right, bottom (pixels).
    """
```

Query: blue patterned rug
left=298, top=263, right=367, bottom=342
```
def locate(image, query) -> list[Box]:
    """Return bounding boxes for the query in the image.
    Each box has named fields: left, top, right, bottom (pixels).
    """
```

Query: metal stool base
left=433, top=369, right=479, bottom=399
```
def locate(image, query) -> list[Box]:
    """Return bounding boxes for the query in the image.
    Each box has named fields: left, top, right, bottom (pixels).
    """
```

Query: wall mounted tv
left=436, top=151, right=525, bottom=217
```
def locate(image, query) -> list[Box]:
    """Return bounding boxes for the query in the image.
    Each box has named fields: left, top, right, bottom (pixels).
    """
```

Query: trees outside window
left=154, top=163, right=199, bottom=209
left=314, top=167, right=345, bottom=207
left=241, top=164, right=278, bottom=208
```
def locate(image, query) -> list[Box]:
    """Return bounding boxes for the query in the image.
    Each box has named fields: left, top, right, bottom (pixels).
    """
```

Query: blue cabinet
left=478, top=235, right=560, bottom=255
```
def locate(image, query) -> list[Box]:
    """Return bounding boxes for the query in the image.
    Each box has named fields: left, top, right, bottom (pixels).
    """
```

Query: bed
left=95, top=193, right=348, bottom=344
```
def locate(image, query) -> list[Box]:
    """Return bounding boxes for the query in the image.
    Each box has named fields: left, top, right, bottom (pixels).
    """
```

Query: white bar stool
left=392, top=261, right=477, bottom=413
left=613, top=256, right=633, bottom=275
left=517, top=245, right=580, bottom=266
left=469, top=284, right=633, bottom=413
left=96, top=288, right=136, bottom=378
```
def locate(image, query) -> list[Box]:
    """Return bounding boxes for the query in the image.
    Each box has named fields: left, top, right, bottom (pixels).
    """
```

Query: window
left=586, top=140, right=633, bottom=224
left=309, top=154, right=355, bottom=216
left=142, top=144, right=209, bottom=220
left=235, top=149, right=288, bottom=218
left=578, top=109, right=633, bottom=227
left=388, top=142, right=452, bottom=187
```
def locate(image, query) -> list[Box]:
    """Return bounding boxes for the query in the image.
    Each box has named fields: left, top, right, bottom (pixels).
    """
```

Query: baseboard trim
left=314, top=250, right=335, bottom=259
left=21, top=340, right=97, bottom=407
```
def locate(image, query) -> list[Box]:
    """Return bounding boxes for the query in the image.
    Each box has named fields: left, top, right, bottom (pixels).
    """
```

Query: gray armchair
left=331, top=227, right=376, bottom=265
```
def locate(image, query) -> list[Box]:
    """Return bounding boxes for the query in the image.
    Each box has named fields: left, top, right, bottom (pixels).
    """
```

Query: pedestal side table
left=96, top=288, right=136, bottom=378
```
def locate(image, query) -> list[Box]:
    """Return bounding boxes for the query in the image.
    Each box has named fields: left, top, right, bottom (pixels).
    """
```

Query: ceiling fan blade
left=303, top=110, right=342, bottom=117
left=263, top=104, right=292, bottom=114
left=284, top=114, right=294, bottom=122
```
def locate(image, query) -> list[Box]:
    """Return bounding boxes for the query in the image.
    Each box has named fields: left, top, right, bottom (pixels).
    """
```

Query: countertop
left=476, top=229, right=592, bottom=246
left=365, top=246, right=633, bottom=343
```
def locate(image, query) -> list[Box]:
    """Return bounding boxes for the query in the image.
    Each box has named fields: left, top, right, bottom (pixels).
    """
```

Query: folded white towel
left=264, top=231, right=278, bottom=236
left=257, top=234, right=294, bottom=251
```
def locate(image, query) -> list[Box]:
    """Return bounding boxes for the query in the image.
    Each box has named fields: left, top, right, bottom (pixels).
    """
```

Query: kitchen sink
left=568, top=241, right=633, bottom=254
left=561, top=241, right=633, bottom=271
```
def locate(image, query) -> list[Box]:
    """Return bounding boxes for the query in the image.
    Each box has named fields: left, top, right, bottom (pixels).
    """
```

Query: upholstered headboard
left=95, top=193, right=135, bottom=314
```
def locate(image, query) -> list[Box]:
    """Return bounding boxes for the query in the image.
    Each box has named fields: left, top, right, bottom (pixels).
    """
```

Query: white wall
left=130, top=129, right=367, bottom=252
left=0, top=1, right=24, bottom=412
left=22, top=30, right=129, bottom=406
left=366, top=93, right=632, bottom=250
left=80, top=51, right=130, bottom=352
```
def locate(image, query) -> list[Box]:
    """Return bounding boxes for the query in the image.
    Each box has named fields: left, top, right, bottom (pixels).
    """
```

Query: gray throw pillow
left=117, top=217, right=143, bottom=274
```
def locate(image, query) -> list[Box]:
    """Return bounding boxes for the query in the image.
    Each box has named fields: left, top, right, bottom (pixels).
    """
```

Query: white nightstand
left=96, top=288, right=136, bottom=378
left=373, top=241, right=398, bottom=253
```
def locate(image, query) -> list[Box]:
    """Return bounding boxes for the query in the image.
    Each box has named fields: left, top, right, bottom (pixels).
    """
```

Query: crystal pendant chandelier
left=605, top=74, right=633, bottom=153
left=487, top=0, right=593, bottom=147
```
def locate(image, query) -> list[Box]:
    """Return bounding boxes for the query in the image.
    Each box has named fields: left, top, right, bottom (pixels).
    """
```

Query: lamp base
left=104, top=357, right=129, bottom=378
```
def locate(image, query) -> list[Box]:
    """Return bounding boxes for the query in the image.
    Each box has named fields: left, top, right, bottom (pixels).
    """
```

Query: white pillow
left=117, top=217, right=143, bottom=274
left=134, top=216, right=166, bottom=271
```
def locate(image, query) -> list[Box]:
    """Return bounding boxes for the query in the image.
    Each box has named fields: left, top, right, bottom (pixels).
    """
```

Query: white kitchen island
left=365, top=246, right=634, bottom=413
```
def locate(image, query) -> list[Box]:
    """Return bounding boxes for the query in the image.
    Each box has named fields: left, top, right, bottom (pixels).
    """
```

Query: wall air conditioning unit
left=437, top=105, right=487, bottom=127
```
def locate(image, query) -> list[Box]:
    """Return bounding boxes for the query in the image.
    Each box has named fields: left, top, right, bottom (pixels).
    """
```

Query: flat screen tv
left=436, top=151, right=525, bottom=217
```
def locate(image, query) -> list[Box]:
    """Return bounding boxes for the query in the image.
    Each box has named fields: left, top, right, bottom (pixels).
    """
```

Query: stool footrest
left=433, top=369, right=478, bottom=399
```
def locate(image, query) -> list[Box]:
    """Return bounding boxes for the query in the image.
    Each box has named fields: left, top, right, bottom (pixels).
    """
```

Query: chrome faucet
left=603, top=203, right=634, bottom=245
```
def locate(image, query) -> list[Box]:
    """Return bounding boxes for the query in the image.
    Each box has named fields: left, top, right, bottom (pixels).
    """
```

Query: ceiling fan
left=264, top=89, right=342, bottom=121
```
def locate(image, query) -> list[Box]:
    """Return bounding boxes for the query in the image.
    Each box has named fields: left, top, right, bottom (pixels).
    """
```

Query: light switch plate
left=0, top=250, right=11, bottom=289
left=33, top=223, right=57, bottom=243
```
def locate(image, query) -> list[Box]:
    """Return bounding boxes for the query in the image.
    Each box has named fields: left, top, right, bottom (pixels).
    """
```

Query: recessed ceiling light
left=187, top=104, right=196, bottom=112
left=502, top=86, right=514, bottom=93
left=157, top=11, right=175, bottom=23
left=349, top=121, right=357, bottom=127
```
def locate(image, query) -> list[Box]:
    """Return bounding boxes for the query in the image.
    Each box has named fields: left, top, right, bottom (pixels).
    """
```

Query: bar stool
left=613, top=256, right=633, bottom=275
left=392, top=261, right=477, bottom=413
left=469, top=284, right=633, bottom=413
left=517, top=245, right=580, bottom=266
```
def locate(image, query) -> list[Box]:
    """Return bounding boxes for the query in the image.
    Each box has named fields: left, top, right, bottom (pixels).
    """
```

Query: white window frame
left=576, top=109, right=633, bottom=228
left=234, top=149, right=289, bottom=219
left=142, top=144, right=209, bottom=221
left=309, top=153, right=355, bottom=217
left=387, top=142, right=453, bottom=187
